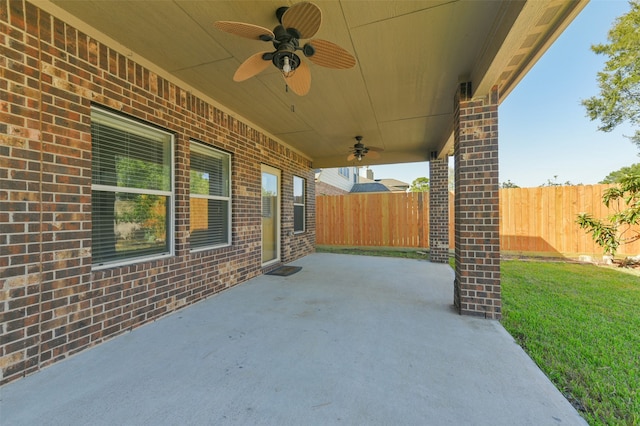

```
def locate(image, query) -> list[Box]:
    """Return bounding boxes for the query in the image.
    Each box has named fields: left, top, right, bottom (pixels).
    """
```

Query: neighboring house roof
left=376, top=178, right=410, bottom=192
left=352, top=176, right=409, bottom=193
left=358, top=175, right=375, bottom=184
left=350, top=183, right=390, bottom=193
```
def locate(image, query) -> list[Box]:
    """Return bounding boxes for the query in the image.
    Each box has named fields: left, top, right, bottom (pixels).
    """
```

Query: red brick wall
left=0, top=0, right=315, bottom=384
left=315, top=181, right=350, bottom=196
left=453, top=82, right=501, bottom=319
left=428, top=157, right=449, bottom=263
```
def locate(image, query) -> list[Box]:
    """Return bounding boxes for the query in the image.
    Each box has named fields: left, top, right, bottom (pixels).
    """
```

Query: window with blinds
left=190, top=142, right=231, bottom=250
left=91, top=107, right=174, bottom=267
left=293, top=176, right=305, bottom=233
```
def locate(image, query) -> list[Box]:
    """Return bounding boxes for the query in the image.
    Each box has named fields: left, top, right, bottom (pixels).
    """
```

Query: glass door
left=261, top=165, right=280, bottom=265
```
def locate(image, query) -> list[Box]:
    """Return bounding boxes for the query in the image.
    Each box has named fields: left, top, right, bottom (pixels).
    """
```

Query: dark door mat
left=266, top=266, right=302, bottom=276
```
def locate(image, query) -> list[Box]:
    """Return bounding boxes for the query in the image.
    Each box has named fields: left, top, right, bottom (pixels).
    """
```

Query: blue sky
left=366, top=0, right=638, bottom=188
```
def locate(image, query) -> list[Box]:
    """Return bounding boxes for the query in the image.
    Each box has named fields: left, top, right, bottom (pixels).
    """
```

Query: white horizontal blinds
left=92, top=111, right=171, bottom=191
left=91, top=108, right=173, bottom=265
left=190, top=142, right=231, bottom=250
left=293, top=176, right=305, bottom=232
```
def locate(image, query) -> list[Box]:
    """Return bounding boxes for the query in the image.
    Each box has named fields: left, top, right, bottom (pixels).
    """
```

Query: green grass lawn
left=316, top=248, right=639, bottom=425
left=500, top=260, right=639, bottom=426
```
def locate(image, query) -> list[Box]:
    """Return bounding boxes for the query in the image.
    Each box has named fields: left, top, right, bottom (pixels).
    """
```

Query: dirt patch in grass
left=315, top=246, right=430, bottom=261
left=500, top=253, right=640, bottom=275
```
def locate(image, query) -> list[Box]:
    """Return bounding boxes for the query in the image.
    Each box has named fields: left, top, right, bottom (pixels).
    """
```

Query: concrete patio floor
left=0, top=253, right=586, bottom=425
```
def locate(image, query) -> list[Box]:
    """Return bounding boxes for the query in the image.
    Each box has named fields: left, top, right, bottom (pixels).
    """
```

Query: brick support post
left=429, top=157, right=449, bottom=263
left=453, top=82, right=501, bottom=319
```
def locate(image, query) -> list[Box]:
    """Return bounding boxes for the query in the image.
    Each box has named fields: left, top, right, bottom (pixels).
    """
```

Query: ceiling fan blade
left=347, top=153, right=356, bottom=162
left=367, top=151, right=381, bottom=159
left=214, top=21, right=274, bottom=41
left=284, top=60, right=311, bottom=96
left=234, top=52, right=272, bottom=82
left=367, top=146, right=384, bottom=152
left=306, top=39, right=356, bottom=69
left=281, top=2, right=322, bottom=39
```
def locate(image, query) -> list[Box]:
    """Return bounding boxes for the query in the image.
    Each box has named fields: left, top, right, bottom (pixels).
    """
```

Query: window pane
left=294, top=205, right=304, bottom=232
left=190, top=199, right=229, bottom=248
left=190, top=149, right=229, bottom=197
left=293, top=176, right=304, bottom=203
left=262, top=172, right=278, bottom=196
left=92, top=121, right=171, bottom=191
left=293, top=176, right=305, bottom=232
left=189, top=142, right=231, bottom=250
left=92, top=191, right=169, bottom=264
left=91, top=108, right=173, bottom=267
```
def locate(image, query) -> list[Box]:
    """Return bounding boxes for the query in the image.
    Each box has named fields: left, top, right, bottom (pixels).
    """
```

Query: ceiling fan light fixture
left=273, top=51, right=299, bottom=77
left=283, top=56, right=292, bottom=74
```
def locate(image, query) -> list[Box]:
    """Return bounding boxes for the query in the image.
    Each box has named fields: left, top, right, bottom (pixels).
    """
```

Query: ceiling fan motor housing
left=271, top=25, right=303, bottom=72
left=273, top=24, right=299, bottom=44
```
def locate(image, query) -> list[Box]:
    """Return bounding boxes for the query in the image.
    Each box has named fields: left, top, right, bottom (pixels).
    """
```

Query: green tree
left=582, top=1, right=640, bottom=149
left=600, top=163, right=640, bottom=183
left=409, top=177, right=430, bottom=192
left=191, top=170, right=210, bottom=194
left=577, top=174, right=640, bottom=257
left=501, top=179, right=520, bottom=188
left=115, top=157, right=168, bottom=242
left=540, top=175, right=577, bottom=187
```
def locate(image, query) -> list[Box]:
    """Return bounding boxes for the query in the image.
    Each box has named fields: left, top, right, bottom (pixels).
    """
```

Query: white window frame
left=293, top=176, right=305, bottom=234
left=189, top=141, right=232, bottom=252
left=91, top=107, right=175, bottom=269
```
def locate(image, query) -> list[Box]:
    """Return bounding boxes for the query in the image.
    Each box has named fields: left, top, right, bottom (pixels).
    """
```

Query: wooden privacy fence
left=316, top=184, right=640, bottom=257
left=316, top=192, right=431, bottom=248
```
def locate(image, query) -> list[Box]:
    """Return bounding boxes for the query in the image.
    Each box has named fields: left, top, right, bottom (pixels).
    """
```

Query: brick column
left=429, top=156, right=449, bottom=263
left=453, top=82, right=501, bottom=319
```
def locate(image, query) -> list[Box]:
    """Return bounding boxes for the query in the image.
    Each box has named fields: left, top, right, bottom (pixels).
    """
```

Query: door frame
left=261, top=164, right=281, bottom=266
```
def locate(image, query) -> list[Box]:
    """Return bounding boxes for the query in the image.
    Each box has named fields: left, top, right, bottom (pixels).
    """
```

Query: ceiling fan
left=214, top=2, right=356, bottom=96
left=348, top=136, right=383, bottom=162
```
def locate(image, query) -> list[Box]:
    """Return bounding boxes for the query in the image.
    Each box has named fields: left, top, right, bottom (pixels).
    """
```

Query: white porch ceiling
left=46, top=0, right=587, bottom=168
